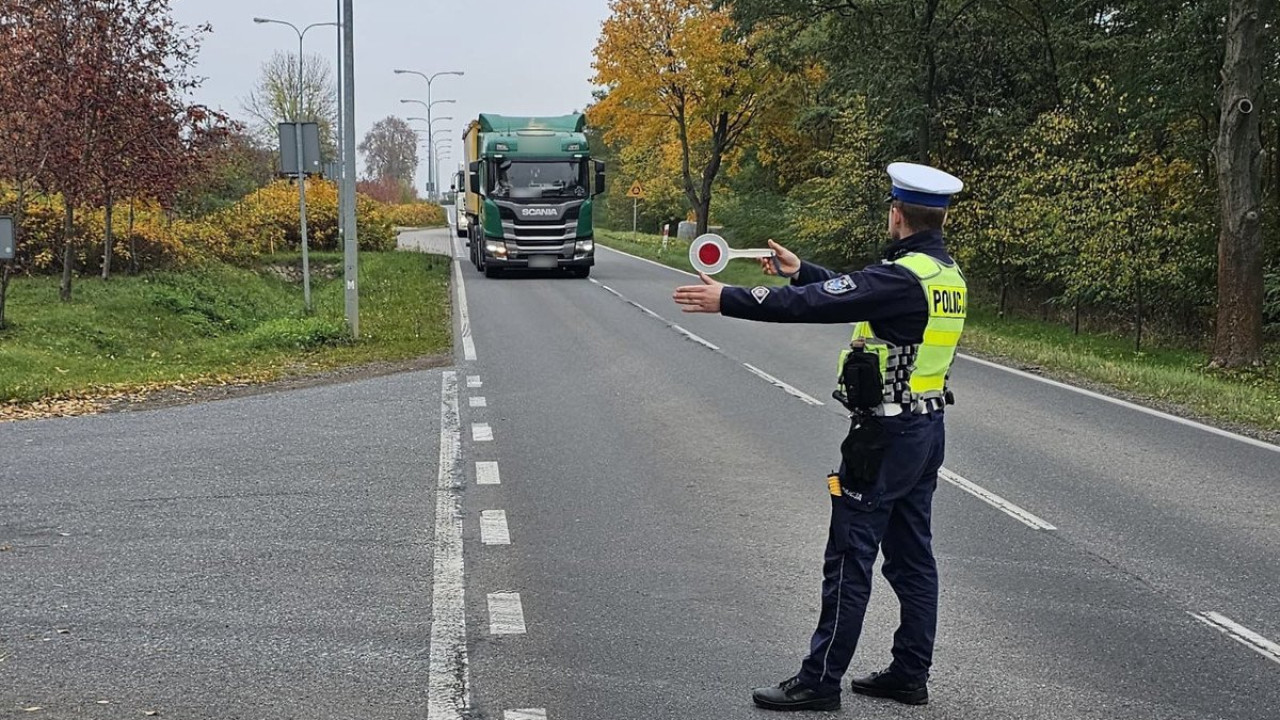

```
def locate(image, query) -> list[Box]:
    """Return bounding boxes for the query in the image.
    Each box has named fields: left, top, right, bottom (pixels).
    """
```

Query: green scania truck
left=461, top=113, right=605, bottom=278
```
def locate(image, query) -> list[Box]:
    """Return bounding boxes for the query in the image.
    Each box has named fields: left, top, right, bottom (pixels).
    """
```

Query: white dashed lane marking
left=476, top=461, right=501, bottom=485
left=480, top=510, right=511, bottom=545
left=1190, top=612, right=1280, bottom=665
left=742, top=363, right=824, bottom=406
left=592, top=280, right=720, bottom=350
left=467, top=376, right=482, bottom=389
left=504, top=711, right=547, bottom=720
left=472, top=423, right=493, bottom=442
left=939, top=468, right=1056, bottom=530
left=487, top=593, right=527, bottom=635
left=470, top=396, right=487, bottom=408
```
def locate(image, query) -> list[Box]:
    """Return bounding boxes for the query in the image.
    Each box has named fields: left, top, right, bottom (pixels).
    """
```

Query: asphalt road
left=3, top=225, right=1277, bottom=719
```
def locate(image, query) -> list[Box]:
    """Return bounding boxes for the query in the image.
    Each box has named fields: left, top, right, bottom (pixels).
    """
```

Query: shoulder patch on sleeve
left=822, top=275, right=858, bottom=295
left=751, top=286, right=770, bottom=304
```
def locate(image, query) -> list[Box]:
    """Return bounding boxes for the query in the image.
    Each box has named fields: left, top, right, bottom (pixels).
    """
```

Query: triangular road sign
left=626, top=181, right=645, bottom=199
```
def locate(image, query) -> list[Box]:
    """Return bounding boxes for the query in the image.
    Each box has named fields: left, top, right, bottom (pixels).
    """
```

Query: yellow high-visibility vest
left=837, top=252, right=967, bottom=413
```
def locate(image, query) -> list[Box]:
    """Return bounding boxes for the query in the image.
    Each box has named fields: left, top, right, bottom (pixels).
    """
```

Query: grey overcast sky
left=172, top=0, right=611, bottom=191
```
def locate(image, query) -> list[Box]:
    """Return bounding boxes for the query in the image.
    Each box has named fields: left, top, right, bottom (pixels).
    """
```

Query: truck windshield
left=488, top=160, right=588, bottom=199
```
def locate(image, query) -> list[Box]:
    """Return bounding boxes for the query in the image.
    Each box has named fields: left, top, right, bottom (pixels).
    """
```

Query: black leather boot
left=848, top=668, right=929, bottom=705
left=751, top=675, right=841, bottom=712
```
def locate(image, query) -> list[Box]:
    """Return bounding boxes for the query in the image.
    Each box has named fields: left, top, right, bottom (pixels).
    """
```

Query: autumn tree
left=0, top=0, right=216, bottom=297
left=242, top=50, right=339, bottom=161
left=359, top=116, right=419, bottom=187
left=591, top=0, right=782, bottom=234
left=0, top=7, right=52, bottom=325
left=175, top=129, right=275, bottom=217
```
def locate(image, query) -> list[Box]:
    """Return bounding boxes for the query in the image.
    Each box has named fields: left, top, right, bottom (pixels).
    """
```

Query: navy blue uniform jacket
left=719, top=230, right=954, bottom=347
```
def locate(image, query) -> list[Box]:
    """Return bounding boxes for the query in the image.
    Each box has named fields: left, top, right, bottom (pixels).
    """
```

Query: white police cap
left=887, top=162, right=963, bottom=208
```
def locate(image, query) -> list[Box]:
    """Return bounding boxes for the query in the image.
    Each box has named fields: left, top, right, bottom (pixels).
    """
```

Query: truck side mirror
left=469, top=161, right=481, bottom=194
left=594, top=160, right=606, bottom=196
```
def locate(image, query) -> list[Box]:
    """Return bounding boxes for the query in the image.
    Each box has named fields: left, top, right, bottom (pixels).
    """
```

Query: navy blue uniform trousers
left=797, top=411, right=946, bottom=691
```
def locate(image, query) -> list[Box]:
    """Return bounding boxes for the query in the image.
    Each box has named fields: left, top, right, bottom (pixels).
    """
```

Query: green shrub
left=243, top=316, right=351, bottom=351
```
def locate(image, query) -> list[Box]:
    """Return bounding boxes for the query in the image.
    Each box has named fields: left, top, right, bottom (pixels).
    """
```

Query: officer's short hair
left=892, top=200, right=947, bottom=232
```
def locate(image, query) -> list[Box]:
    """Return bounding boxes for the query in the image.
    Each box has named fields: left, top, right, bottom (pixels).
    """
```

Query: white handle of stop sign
left=689, top=233, right=782, bottom=276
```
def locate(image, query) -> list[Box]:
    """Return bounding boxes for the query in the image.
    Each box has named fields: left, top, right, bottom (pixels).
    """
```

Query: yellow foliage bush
left=0, top=179, right=400, bottom=276
left=386, top=202, right=446, bottom=228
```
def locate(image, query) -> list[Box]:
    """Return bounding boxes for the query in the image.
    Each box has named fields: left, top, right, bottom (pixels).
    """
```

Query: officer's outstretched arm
left=720, top=265, right=918, bottom=324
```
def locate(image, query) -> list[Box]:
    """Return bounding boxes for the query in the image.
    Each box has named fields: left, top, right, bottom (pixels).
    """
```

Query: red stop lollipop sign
left=689, top=234, right=777, bottom=275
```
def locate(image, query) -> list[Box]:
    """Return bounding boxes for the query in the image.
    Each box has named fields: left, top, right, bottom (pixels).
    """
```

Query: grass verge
left=0, top=250, right=451, bottom=408
left=597, top=229, right=1280, bottom=435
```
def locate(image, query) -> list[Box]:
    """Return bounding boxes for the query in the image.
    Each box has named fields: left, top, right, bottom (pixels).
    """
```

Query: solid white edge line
left=939, top=468, right=1056, bottom=530
left=504, top=710, right=547, bottom=720
left=471, top=423, right=493, bottom=442
left=428, top=371, right=469, bottom=720
left=469, top=396, right=487, bottom=408
left=487, top=592, right=527, bottom=635
left=958, top=354, right=1279, bottom=454
left=453, top=260, right=478, bottom=362
left=480, top=510, right=511, bottom=545
left=1190, top=611, right=1280, bottom=665
left=476, top=461, right=501, bottom=485
left=598, top=243, right=1279, bottom=454
left=742, top=363, right=824, bottom=406
left=597, top=242, right=698, bottom=278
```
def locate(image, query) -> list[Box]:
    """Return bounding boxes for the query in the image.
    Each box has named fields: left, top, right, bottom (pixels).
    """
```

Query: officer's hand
left=759, top=239, right=801, bottom=277
left=672, top=272, right=724, bottom=313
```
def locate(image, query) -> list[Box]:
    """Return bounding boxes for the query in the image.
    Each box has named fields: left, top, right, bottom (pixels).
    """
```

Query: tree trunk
left=128, top=199, right=138, bottom=275
left=0, top=261, right=10, bottom=329
left=102, top=193, right=114, bottom=280
left=1, top=184, right=27, bottom=329
left=59, top=202, right=75, bottom=302
left=1212, top=0, right=1267, bottom=367
left=916, top=0, right=941, bottom=163
left=1134, top=255, right=1144, bottom=353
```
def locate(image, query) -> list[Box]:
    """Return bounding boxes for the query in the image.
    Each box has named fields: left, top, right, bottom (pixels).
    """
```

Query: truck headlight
left=575, top=240, right=594, bottom=254
left=486, top=242, right=506, bottom=257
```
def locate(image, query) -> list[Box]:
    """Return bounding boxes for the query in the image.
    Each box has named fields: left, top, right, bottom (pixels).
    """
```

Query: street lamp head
left=253, top=17, right=270, bottom=23
left=393, top=69, right=409, bottom=74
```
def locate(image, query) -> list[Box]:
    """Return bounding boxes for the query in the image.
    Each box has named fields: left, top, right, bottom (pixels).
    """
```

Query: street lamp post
left=394, top=69, right=463, bottom=199
left=402, top=99, right=456, bottom=199
left=254, top=16, right=337, bottom=313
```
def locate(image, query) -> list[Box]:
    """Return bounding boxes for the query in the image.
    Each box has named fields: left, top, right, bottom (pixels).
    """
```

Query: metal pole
left=426, top=78, right=433, bottom=201
left=632, top=197, right=638, bottom=237
left=335, top=0, right=343, bottom=248
left=296, top=30, right=312, bottom=313
left=342, top=0, right=359, bottom=337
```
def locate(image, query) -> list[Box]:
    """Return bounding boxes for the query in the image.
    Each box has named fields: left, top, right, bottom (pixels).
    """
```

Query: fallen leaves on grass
left=0, top=370, right=282, bottom=423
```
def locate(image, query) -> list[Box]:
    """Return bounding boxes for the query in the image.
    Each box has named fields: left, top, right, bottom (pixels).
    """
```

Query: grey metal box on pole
left=278, top=122, right=323, bottom=176
left=0, top=217, right=15, bottom=261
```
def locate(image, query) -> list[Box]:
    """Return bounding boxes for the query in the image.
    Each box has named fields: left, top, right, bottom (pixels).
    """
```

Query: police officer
left=672, top=163, right=967, bottom=712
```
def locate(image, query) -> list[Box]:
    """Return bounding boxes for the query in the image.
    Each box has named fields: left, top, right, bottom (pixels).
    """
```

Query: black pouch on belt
left=837, top=345, right=884, bottom=412
left=840, top=415, right=887, bottom=490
